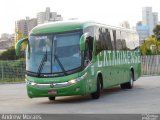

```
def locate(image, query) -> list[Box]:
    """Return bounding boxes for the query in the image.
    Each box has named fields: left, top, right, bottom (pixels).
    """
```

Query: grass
left=0, top=78, right=25, bottom=83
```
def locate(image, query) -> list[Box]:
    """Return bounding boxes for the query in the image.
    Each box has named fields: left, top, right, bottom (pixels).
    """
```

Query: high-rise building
left=15, top=19, right=28, bottom=36
left=142, top=7, right=159, bottom=36
left=27, top=18, right=37, bottom=33
left=15, top=17, right=37, bottom=42
left=136, top=21, right=149, bottom=44
left=153, top=12, right=158, bottom=26
left=37, top=7, right=63, bottom=25
left=37, top=12, right=46, bottom=25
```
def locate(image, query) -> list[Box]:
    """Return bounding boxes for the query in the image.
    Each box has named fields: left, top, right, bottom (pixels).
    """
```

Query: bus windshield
left=26, top=31, right=82, bottom=76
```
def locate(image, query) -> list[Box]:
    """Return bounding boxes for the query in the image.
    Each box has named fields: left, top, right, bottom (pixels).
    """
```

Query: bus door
left=84, top=36, right=95, bottom=93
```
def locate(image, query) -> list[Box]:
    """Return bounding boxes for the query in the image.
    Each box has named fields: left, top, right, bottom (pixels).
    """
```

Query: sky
left=0, top=0, right=160, bottom=35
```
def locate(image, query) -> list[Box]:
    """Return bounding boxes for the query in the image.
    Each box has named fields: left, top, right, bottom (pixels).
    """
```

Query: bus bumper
left=26, top=80, right=86, bottom=98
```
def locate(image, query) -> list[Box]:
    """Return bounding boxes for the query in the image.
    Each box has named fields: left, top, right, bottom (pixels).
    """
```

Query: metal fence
left=0, top=60, right=25, bottom=82
left=141, top=55, right=160, bottom=76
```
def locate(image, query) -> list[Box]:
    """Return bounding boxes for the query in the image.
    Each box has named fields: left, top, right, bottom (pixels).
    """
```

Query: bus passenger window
left=85, top=36, right=93, bottom=62
left=109, top=29, right=116, bottom=50
left=104, top=28, right=113, bottom=50
left=96, top=27, right=113, bottom=54
left=116, top=30, right=123, bottom=50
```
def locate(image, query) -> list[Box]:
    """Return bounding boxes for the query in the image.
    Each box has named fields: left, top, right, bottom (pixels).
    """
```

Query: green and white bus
left=16, top=21, right=141, bottom=100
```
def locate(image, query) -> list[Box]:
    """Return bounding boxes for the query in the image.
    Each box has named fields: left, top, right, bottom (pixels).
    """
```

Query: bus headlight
left=31, top=82, right=37, bottom=86
left=68, top=72, right=87, bottom=85
left=68, top=79, right=77, bottom=84
left=25, top=79, right=37, bottom=86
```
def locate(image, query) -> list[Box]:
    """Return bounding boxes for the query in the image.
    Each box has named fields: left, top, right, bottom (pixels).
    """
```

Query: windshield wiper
left=37, top=50, right=67, bottom=76
left=54, top=54, right=67, bottom=76
left=37, top=50, right=48, bottom=77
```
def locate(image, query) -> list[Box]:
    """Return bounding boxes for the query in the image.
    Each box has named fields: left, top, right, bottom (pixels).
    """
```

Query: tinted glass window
left=113, top=30, right=117, bottom=50
left=116, top=30, right=123, bottom=50
left=121, top=31, right=127, bottom=50
left=96, top=27, right=102, bottom=53
left=109, top=29, right=116, bottom=50
left=96, top=27, right=113, bottom=54
left=104, top=28, right=113, bottom=50
left=83, top=26, right=94, bottom=60
left=96, top=27, right=139, bottom=52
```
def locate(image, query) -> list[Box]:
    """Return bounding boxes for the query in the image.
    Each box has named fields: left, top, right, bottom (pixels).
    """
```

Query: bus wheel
left=120, top=71, right=134, bottom=89
left=48, top=97, right=56, bottom=101
left=91, top=76, right=101, bottom=99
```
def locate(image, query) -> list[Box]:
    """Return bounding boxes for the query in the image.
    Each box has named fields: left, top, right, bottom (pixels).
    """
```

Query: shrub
left=0, top=46, right=25, bottom=60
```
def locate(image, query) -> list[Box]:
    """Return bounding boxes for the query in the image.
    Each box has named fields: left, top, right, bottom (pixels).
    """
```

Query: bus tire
left=48, top=97, right=56, bottom=101
left=91, top=76, right=101, bottom=99
left=120, top=71, right=134, bottom=89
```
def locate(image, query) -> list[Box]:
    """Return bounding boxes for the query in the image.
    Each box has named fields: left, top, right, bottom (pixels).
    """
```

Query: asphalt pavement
left=0, top=76, right=160, bottom=114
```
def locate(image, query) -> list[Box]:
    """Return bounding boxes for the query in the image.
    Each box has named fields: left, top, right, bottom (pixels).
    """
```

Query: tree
left=140, top=36, right=160, bottom=55
left=0, top=46, right=25, bottom=60
left=15, top=29, right=28, bottom=50
left=15, top=30, right=26, bottom=42
left=153, top=25, right=160, bottom=40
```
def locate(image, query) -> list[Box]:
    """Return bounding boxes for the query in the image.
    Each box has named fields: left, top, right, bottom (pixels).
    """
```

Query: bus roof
left=30, top=20, right=136, bottom=35
left=30, top=21, right=89, bottom=34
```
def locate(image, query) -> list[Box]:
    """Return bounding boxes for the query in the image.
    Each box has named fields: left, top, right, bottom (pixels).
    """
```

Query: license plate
left=48, top=90, right=57, bottom=94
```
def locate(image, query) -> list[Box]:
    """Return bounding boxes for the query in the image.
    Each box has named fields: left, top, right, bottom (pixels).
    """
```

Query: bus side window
left=104, top=28, right=113, bottom=50
left=121, top=31, right=127, bottom=50
left=109, top=29, right=116, bottom=50
left=116, top=30, right=123, bottom=50
left=85, top=36, right=93, bottom=61
left=96, top=27, right=113, bottom=54
left=113, top=30, right=117, bottom=50
left=95, top=27, right=101, bottom=54
left=98, top=28, right=105, bottom=50
left=83, top=26, right=94, bottom=63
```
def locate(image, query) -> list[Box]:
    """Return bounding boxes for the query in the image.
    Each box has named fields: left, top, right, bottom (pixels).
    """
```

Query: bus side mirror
left=15, top=38, right=28, bottom=56
left=80, top=33, right=89, bottom=51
